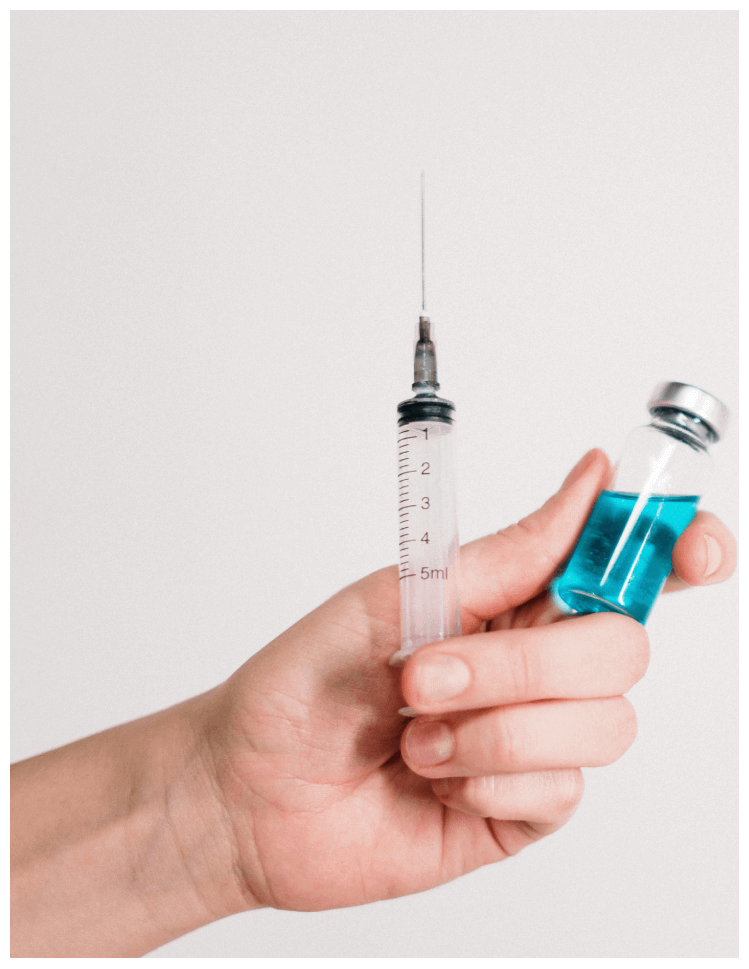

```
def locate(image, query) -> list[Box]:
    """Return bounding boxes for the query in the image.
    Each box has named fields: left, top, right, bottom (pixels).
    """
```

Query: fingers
left=401, top=612, right=649, bottom=715
left=401, top=695, right=637, bottom=778
left=432, top=768, right=584, bottom=827
left=664, top=510, right=737, bottom=592
left=432, top=770, right=585, bottom=857
left=458, top=449, right=612, bottom=624
left=455, top=448, right=735, bottom=622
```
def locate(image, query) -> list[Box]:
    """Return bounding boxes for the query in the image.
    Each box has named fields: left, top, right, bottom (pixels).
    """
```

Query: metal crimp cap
left=648, top=382, right=729, bottom=441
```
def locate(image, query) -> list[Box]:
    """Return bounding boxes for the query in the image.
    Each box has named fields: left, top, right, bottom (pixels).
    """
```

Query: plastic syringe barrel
left=393, top=397, right=461, bottom=664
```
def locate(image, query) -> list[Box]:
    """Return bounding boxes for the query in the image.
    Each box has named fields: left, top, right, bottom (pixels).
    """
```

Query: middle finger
left=400, top=611, right=649, bottom=715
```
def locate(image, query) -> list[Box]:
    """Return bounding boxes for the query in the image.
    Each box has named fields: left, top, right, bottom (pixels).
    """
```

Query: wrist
left=11, top=687, right=262, bottom=957
left=119, top=687, right=265, bottom=949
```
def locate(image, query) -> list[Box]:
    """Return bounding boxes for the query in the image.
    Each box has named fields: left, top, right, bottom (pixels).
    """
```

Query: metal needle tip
left=421, top=172, right=426, bottom=314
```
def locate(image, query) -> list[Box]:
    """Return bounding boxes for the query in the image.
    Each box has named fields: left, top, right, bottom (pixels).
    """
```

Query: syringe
left=390, top=180, right=461, bottom=666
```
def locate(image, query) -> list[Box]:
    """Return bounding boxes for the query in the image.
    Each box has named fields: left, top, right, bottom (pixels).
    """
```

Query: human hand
left=194, top=448, right=735, bottom=914
left=12, top=448, right=736, bottom=956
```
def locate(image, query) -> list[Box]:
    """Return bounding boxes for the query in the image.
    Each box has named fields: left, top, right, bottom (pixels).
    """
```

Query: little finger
left=432, top=768, right=584, bottom=826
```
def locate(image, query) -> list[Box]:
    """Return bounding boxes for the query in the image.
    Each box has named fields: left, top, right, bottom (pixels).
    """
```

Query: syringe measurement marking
left=399, top=427, right=448, bottom=582
left=400, top=435, right=411, bottom=575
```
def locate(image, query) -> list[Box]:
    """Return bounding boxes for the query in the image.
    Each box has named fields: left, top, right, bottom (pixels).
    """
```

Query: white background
left=11, top=11, right=738, bottom=958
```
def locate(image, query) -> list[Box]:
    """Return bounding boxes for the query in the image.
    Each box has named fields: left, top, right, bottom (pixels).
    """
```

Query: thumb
left=459, top=449, right=611, bottom=624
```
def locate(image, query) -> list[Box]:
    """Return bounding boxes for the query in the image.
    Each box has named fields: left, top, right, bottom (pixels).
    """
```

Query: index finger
left=400, top=611, right=649, bottom=716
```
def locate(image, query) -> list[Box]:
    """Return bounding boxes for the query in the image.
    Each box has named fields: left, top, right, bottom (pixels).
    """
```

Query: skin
left=10, top=448, right=736, bottom=957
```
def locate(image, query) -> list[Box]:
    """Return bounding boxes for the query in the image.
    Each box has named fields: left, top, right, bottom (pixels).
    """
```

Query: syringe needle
left=421, top=171, right=426, bottom=313
left=415, top=175, right=436, bottom=393
left=393, top=174, right=461, bottom=669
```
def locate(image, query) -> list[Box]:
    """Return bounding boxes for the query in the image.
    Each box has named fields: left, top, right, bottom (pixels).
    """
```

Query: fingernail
left=413, top=654, right=471, bottom=704
left=704, top=534, right=722, bottom=578
left=405, top=720, right=454, bottom=767
left=561, top=449, right=598, bottom=491
left=398, top=706, right=419, bottom=717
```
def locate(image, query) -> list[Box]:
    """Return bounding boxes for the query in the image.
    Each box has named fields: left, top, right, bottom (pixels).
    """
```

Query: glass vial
left=550, top=382, right=728, bottom=624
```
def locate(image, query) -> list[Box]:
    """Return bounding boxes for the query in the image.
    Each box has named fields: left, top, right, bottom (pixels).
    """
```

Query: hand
left=11, top=448, right=736, bottom=956
left=197, top=448, right=735, bottom=911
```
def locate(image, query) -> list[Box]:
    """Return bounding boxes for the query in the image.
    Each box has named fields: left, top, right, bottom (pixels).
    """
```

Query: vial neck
left=649, top=407, right=714, bottom=451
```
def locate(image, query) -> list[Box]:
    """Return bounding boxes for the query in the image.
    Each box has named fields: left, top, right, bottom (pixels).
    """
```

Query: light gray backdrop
left=11, top=10, right=738, bottom=959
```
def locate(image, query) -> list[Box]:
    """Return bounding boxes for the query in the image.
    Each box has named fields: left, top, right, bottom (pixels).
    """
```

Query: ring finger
left=401, top=696, right=637, bottom=778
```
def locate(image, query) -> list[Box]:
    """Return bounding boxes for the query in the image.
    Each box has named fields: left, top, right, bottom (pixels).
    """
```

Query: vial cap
left=648, top=382, right=729, bottom=441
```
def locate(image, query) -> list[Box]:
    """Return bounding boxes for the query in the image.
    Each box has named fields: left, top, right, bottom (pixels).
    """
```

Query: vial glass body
left=551, top=424, right=711, bottom=624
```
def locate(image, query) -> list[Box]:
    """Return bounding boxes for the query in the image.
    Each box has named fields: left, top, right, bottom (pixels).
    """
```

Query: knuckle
left=625, top=624, right=650, bottom=686
left=494, top=712, right=528, bottom=771
left=506, top=643, right=543, bottom=700
left=553, top=769, right=585, bottom=816
left=596, top=613, right=650, bottom=690
left=609, top=697, right=638, bottom=757
left=463, top=774, right=498, bottom=816
left=437, top=775, right=497, bottom=818
left=510, top=518, right=555, bottom=572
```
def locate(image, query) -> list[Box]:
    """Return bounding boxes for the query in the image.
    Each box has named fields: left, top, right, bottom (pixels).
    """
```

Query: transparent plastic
left=392, top=419, right=461, bottom=663
left=551, top=424, right=712, bottom=624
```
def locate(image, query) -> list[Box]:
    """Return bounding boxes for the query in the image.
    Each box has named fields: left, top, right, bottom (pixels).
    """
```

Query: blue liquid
left=551, top=491, right=699, bottom=624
